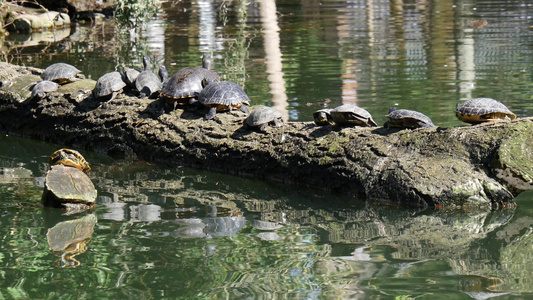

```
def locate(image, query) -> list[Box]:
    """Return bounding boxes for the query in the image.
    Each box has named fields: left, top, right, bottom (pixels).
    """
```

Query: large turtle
left=50, top=148, right=91, bottom=173
left=455, top=98, right=516, bottom=124
left=31, top=80, right=59, bottom=99
left=244, top=106, right=283, bottom=132
left=313, top=108, right=334, bottom=126
left=135, top=56, right=167, bottom=98
left=198, top=81, right=250, bottom=120
left=93, top=71, right=127, bottom=101
left=41, top=63, right=82, bottom=84
left=160, top=53, right=220, bottom=112
left=330, top=103, right=377, bottom=127
left=384, top=107, right=435, bottom=129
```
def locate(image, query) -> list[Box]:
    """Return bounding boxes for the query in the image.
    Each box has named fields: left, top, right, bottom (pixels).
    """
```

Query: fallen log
left=0, top=62, right=531, bottom=210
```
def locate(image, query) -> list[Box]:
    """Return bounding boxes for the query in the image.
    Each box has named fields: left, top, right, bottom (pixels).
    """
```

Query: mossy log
left=0, top=62, right=532, bottom=210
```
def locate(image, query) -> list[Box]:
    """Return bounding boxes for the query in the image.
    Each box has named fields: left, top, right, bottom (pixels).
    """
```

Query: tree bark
left=1, top=62, right=531, bottom=210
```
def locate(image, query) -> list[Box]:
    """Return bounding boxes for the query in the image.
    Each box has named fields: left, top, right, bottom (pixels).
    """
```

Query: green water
left=2, top=0, right=533, bottom=298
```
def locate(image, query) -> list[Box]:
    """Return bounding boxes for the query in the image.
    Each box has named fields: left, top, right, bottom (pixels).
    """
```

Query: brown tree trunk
left=1, top=62, right=531, bottom=210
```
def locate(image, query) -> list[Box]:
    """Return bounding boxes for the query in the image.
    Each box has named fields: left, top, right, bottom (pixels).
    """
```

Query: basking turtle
left=384, top=107, right=435, bottom=129
left=41, top=63, right=82, bottom=84
left=122, top=67, right=141, bottom=88
left=135, top=56, right=166, bottom=98
left=455, top=98, right=516, bottom=124
left=198, top=81, right=250, bottom=120
left=330, top=103, right=377, bottom=127
left=244, top=106, right=283, bottom=132
left=31, top=80, right=59, bottom=98
left=50, top=148, right=91, bottom=173
left=313, top=108, right=334, bottom=126
left=160, top=53, right=220, bottom=112
left=93, top=71, right=127, bottom=101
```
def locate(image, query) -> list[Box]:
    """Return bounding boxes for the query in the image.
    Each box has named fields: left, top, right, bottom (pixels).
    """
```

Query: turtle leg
left=258, top=123, right=268, bottom=132
left=240, top=104, right=249, bottom=115
left=109, top=91, right=118, bottom=101
left=273, top=118, right=283, bottom=127
left=383, top=121, right=390, bottom=128
left=205, top=106, right=217, bottom=120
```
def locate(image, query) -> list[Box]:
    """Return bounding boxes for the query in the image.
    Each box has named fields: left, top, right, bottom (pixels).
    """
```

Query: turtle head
left=388, top=107, right=397, bottom=113
left=142, top=56, right=151, bottom=71
left=202, top=53, right=212, bottom=70
left=159, top=66, right=168, bottom=83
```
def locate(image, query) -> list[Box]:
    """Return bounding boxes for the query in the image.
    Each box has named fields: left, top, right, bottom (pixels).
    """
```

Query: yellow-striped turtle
left=49, top=149, right=91, bottom=173
left=313, top=108, right=334, bottom=126
left=198, top=81, right=250, bottom=120
left=385, top=107, right=435, bottom=129
left=160, top=53, right=220, bottom=112
left=455, top=98, right=516, bottom=124
left=41, top=63, right=82, bottom=84
left=330, top=104, right=377, bottom=127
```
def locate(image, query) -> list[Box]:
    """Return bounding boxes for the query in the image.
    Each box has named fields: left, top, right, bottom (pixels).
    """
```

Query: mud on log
left=0, top=62, right=531, bottom=210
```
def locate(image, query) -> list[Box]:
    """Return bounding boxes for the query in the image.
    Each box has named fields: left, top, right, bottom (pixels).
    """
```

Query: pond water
left=1, top=0, right=533, bottom=298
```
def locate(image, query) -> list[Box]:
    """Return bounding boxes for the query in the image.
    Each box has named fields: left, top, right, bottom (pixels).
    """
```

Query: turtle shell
left=50, top=148, right=91, bottom=173
left=455, top=98, right=516, bottom=124
left=31, top=80, right=59, bottom=98
left=330, top=104, right=377, bottom=127
left=135, top=56, right=163, bottom=98
left=385, top=107, right=435, bottom=129
left=199, top=81, right=250, bottom=110
left=313, top=108, right=334, bottom=126
left=245, top=106, right=283, bottom=131
left=160, top=53, right=220, bottom=101
left=41, top=63, right=81, bottom=84
left=93, top=71, right=126, bottom=100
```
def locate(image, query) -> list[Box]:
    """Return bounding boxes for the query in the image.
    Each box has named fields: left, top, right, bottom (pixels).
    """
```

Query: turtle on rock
left=31, top=80, right=59, bottom=99
left=455, top=98, right=516, bottom=125
left=41, top=63, right=82, bottom=84
left=313, top=108, right=334, bottom=126
left=384, top=107, right=435, bottom=129
left=160, top=53, right=220, bottom=112
left=244, top=106, right=283, bottom=132
left=197, top=81, right=250, bottom=120
left=330, top=104, right=377, bottom=127
left=49, top=148, right=91, bottom=173
left=93, top=71, right=127, bottom=101
left=135, top=56, right=167, bottom=98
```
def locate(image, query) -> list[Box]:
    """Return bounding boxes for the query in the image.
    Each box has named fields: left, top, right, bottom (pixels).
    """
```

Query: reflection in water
left=259, top=0, right=289, bottom=120
left=46, top=214, right=97, bottom=268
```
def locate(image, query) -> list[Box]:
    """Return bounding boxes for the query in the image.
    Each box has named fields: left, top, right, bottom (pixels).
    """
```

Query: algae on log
left=0, top=62, right=531, bottom=209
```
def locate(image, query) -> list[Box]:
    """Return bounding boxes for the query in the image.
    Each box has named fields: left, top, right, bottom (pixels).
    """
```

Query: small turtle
left=31, top=80, right=59, bottom=99
left=160, top=53, right=220, bottom=112
left=455, top=98, right=516, bottom=124
left=50, top=148, right=91, bottom=173
left=198, top=81, right=250, bottom=120
left=330, top=103, right=377, bottom=127
left=122, top=67, right=141, bottom=88
left=384, top=107, right=435, bottom=129
left=135, top=56, right=167, bottom=98
left=93, top=71, right=127, bottom=101
left=244, top=106, right=283, bottom=132
left=41, top=63, right=82, bottom=84
left=313, top=108, right=334, bottom=126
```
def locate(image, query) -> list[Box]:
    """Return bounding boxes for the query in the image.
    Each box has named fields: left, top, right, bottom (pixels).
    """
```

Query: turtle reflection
left=46, top=214, right=97, bottom=268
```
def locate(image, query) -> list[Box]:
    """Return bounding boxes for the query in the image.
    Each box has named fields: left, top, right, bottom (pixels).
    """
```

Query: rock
left=42, top=165, right=97, bottom=208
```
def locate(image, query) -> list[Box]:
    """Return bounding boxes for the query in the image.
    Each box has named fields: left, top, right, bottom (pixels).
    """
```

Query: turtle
left=159, top=53, right=220, bottom=112
left=198, top=81, right=250, bottom=120
left=41, top=63, right=82, bottom=84
left=330, top=103, right=378, bottom=127
left=122, top=67, right=141, bottom=88
left=135, top=56, right=166, bottom=98
left=31, top=80, right=59, bottom=99
left=49, top=148, right=91, bottom=173
left=313, top=108, right=334, bottom=126
left=93, top=71, right=127, bottom=101
left=455, top=98, right=516, bottom=124
left=244, top=106, right=283, bottom=132
left=384, top=107, right=435, bottom=129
